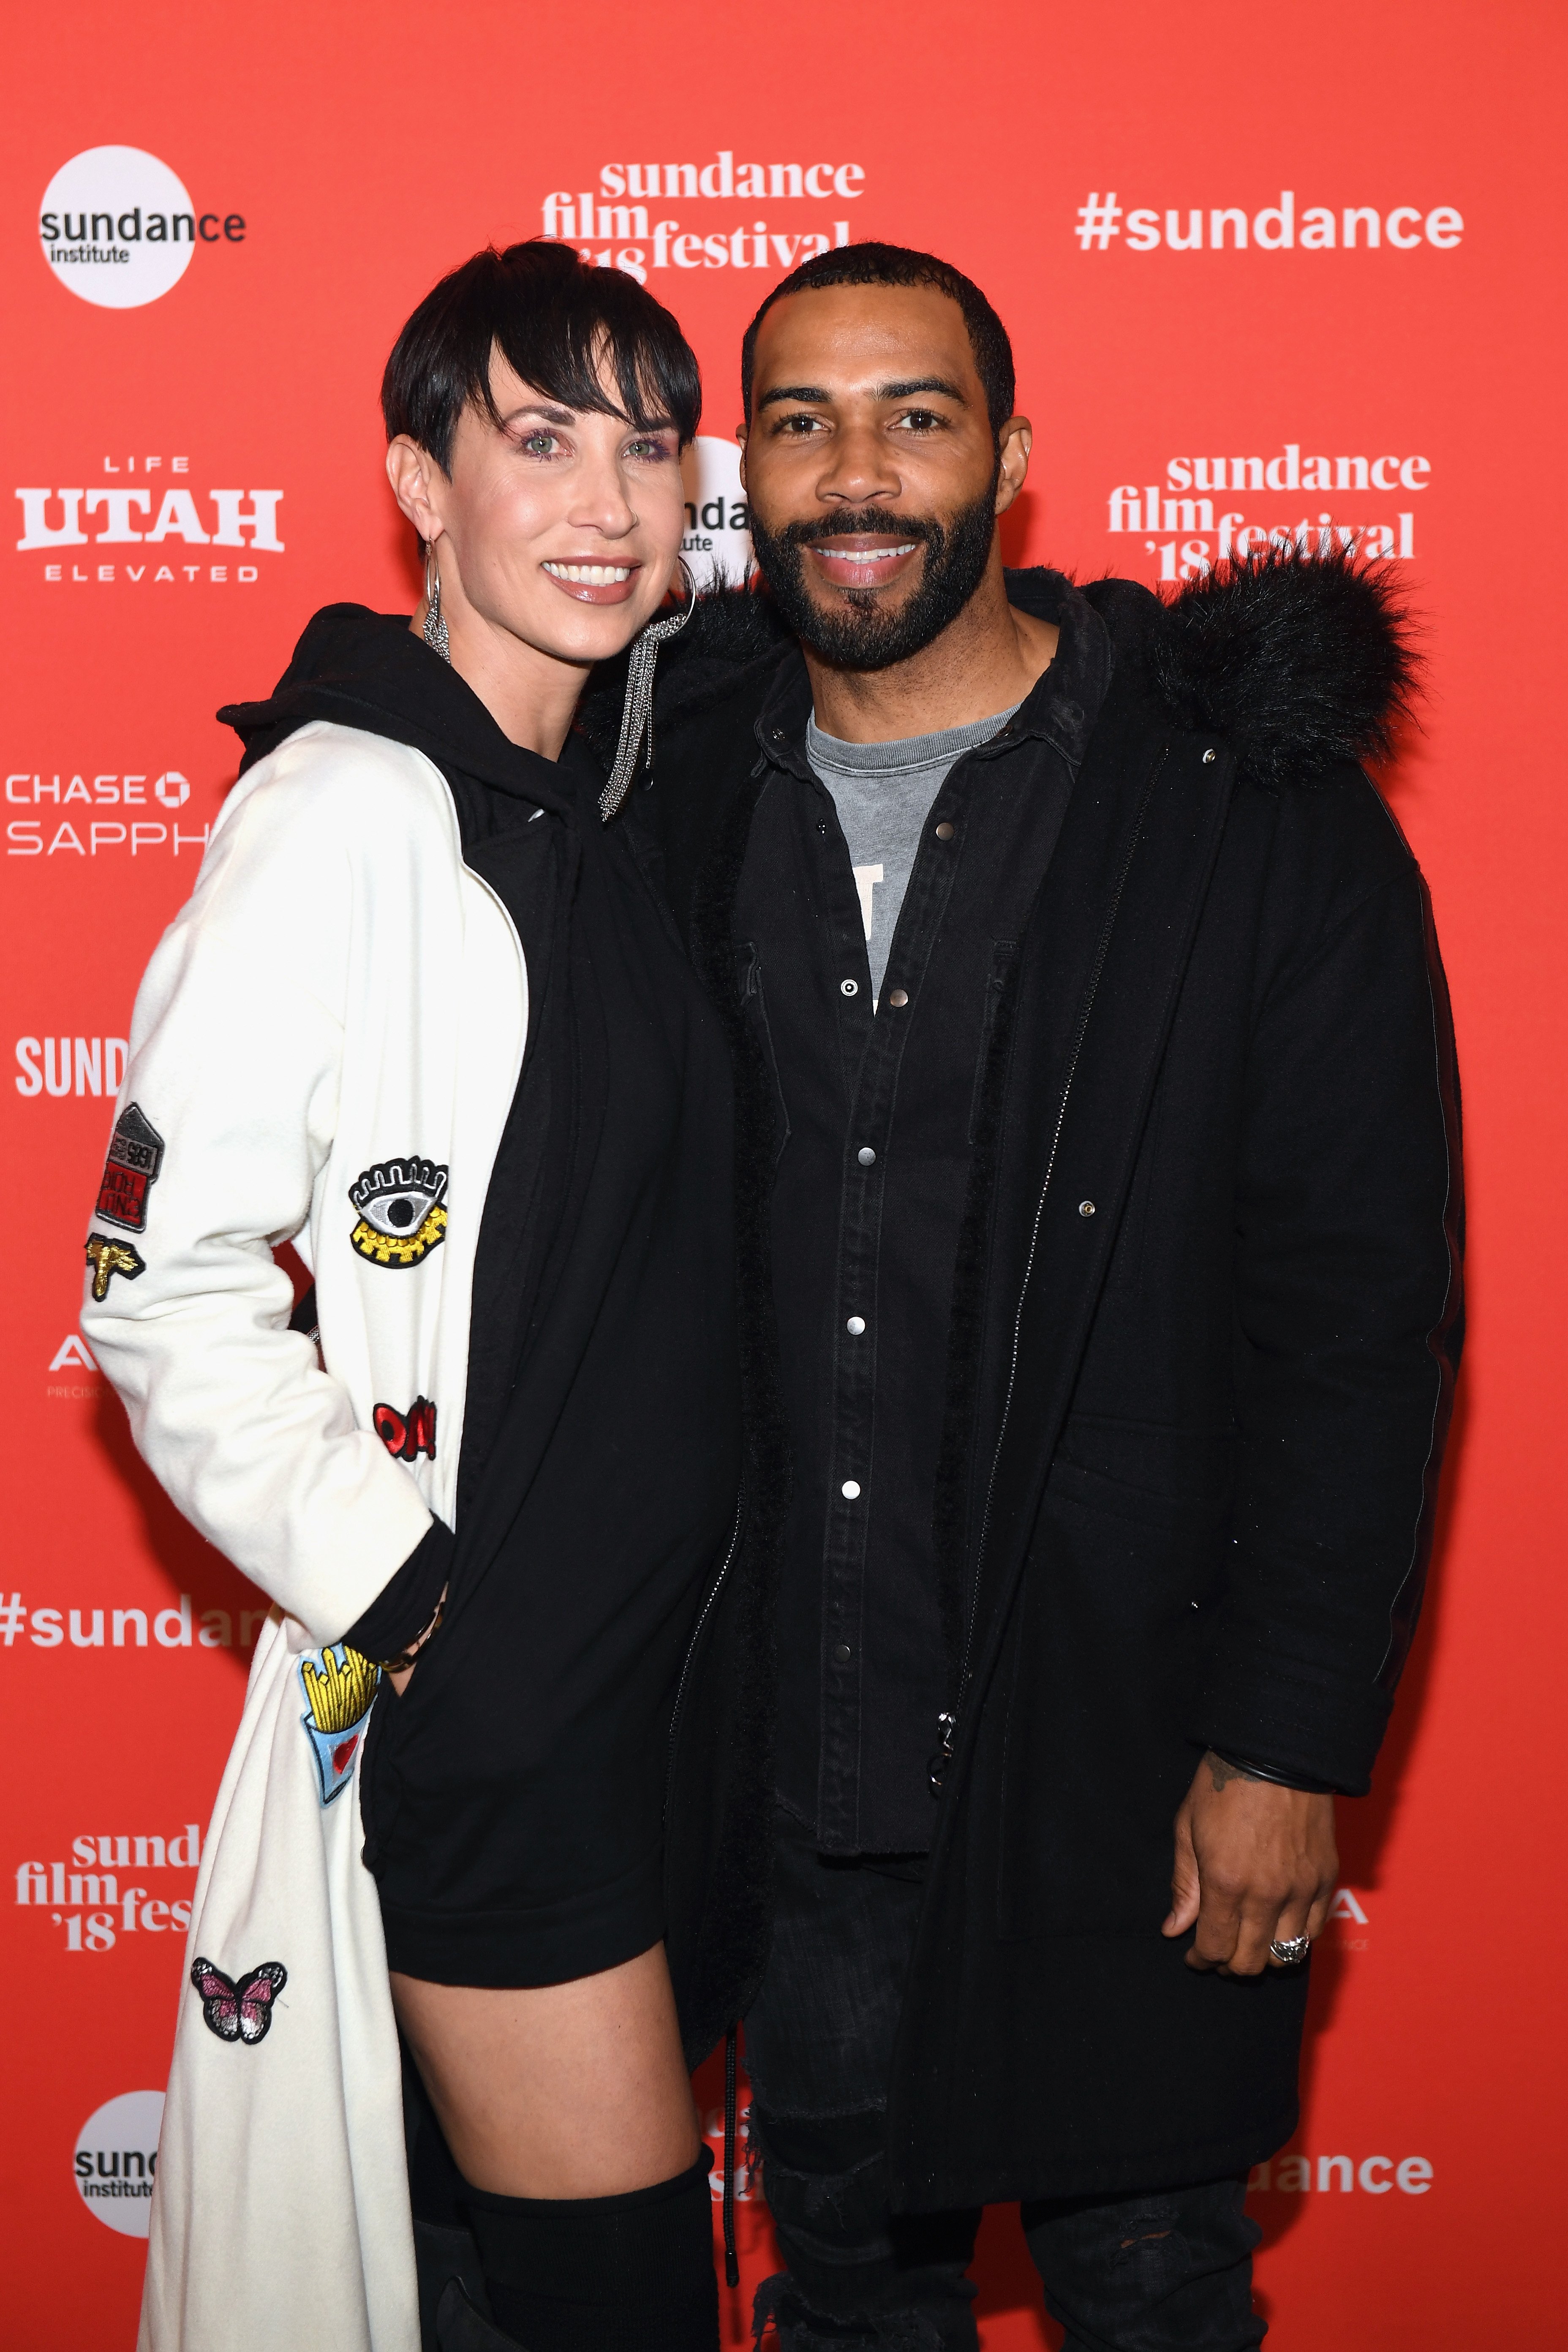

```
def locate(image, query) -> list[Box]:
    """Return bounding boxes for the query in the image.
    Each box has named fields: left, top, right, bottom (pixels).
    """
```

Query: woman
left=82, top=242, right=739, bottom=2352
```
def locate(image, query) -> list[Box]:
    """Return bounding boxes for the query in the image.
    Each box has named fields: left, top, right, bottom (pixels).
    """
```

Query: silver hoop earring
left=422, top=543, right=450, bottom=663
left=599, top=559, right=696, bottom=822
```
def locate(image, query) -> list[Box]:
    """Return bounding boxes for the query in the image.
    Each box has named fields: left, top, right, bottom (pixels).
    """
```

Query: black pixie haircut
left=740, top=242, right=1015, bottom=440
left=382, top=240, right=701, bottom=471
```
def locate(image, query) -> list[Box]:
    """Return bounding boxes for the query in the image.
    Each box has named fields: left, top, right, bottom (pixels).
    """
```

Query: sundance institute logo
left=75, top=2088, right=164, bottom=2238
left=38, top=147, right=244, bottom=309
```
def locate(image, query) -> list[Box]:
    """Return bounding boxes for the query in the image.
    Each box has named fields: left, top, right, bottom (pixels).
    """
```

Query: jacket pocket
left=968, top=940, right=1018, bottom=1144
left=735, top=939, right=791, bottom=1164
left=993, top=1432, right=1233, bottom=1942
left=356, top=1682, right=402, bottom=1875
left=1052, top=1412, right=1237, bottom=1528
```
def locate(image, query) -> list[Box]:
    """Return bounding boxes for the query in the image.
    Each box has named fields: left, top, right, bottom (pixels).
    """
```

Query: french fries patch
left=298, top=1643, right=381, bottom=1806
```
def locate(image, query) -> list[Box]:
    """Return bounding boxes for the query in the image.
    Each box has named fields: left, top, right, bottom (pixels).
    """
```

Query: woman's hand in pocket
left=381, top=1588, right=447, bottom=1696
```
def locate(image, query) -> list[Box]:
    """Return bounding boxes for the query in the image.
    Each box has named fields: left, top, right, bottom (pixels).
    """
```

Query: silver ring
left=1269, top=1934, right=1311, bottom=1966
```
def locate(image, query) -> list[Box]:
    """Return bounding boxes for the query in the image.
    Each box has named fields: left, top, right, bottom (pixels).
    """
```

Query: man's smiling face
left=740, top=281, right=1011, bottom=669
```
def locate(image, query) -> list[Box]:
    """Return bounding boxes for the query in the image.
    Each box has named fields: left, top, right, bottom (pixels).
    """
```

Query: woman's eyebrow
left=497, top=401, right=678, bottom=433
left=498, top=401, right=578, bottom=427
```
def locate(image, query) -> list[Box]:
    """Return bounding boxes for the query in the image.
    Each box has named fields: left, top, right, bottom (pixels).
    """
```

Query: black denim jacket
left=735, top=597, right=1112, bottom=1851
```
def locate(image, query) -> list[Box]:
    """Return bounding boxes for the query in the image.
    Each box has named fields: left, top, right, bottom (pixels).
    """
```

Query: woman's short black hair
left=740, top=242, right=1015, bottom=440
left=382, top=240, right=702, bottom=472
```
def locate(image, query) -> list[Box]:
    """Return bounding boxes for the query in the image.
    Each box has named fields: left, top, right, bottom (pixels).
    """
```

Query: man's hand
left=1162, top=1752, right=1338, bottom=1976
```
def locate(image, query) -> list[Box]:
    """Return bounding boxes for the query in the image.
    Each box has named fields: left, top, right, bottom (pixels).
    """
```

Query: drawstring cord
left=598, top=562, right=695, bottom=823
left=722, top=2022, right=740, bottom=2288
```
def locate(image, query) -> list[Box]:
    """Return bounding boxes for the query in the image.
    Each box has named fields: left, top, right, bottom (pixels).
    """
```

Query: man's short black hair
left=740, top=243, right=1015, bottom=438
left=382, top=240, right=702, bottom=472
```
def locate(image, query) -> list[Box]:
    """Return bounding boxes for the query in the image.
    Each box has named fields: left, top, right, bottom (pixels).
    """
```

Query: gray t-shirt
left=806, top=705, right=1022, bottom=1005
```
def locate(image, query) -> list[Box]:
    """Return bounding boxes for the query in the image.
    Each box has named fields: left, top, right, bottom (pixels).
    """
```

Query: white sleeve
left=80, top=750, right=434, bottom=1646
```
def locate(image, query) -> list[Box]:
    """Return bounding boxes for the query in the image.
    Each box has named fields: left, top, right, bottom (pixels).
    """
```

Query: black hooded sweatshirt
left=220, top=605, right=742, bottom=1987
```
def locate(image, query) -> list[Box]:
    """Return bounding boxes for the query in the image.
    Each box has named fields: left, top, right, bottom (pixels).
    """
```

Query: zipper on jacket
left=931, top=748, right=1169, bottom=1794
left=666, top=1481, right=746, bottom=1805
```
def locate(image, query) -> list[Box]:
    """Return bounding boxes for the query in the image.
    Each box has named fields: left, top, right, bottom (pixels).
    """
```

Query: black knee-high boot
left=461, top=2153, right=719, bottom=2352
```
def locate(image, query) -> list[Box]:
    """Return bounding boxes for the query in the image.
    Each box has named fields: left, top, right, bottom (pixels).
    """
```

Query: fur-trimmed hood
left=580, top=548, right=1418, bottom=792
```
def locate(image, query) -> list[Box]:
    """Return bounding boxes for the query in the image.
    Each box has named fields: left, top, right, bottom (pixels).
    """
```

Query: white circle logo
left=680, top=437, right=753, bottom=591
left=74, top=2088, right=164, bottom=2236
left=40, top=148, right=197, bottom=308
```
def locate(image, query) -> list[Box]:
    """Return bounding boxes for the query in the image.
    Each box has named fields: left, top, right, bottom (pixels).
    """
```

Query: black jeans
left=743, top=1815, right=1265, bottom=2352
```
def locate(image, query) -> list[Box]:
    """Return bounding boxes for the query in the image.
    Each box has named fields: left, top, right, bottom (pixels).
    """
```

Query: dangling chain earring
left=599, top=558, right=696, bottom=822
left=422, top=542, right=450, bottom=663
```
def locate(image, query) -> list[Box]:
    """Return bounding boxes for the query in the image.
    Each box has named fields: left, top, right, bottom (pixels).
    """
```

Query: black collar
left=220, top=603, right=581, bottom=814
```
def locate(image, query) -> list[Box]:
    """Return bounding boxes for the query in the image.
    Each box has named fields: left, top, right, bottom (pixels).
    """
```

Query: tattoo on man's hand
left=1204, top=1749, right=1263, bottom=1793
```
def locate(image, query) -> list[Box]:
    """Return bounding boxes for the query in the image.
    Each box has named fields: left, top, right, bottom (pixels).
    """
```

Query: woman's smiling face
left=389, top=344, right=688, bottom=672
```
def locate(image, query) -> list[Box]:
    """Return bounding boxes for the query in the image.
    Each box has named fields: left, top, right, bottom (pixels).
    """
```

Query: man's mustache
left=770, top=506, right=942, bottom=550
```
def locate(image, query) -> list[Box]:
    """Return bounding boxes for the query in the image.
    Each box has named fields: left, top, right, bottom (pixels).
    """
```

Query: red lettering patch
left=373, top=1396, right=437, bottom=1462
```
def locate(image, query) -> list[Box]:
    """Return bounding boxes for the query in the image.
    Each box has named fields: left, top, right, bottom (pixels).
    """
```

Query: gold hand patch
left=86, top=1232, right=146, bottom=1301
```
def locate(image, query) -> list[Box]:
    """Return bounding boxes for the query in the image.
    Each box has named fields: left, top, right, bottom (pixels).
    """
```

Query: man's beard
left=749, top=481, right=999, bottom=671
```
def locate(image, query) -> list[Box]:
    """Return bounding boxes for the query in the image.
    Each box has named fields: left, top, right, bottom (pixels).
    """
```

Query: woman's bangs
left=490, top=295, right=699, bottom=443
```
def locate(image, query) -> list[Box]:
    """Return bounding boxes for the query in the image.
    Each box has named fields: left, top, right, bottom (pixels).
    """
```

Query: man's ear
left=736, top=420, right=749, bottom=495
left=387, top=435, right=445, bottom=544
left=994, top=416, right=1032, bottom=517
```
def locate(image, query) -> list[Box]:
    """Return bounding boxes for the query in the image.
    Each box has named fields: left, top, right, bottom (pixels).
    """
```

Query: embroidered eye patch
left=348, top=1156, right=448, bottom=1268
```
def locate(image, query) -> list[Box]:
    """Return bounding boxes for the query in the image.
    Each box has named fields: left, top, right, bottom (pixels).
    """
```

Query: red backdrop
left=4, top=3, right=1565, bottom=2344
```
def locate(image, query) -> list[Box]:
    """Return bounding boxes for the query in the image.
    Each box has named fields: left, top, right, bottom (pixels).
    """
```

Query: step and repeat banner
left=3, top=2, right=1562, bottom=2345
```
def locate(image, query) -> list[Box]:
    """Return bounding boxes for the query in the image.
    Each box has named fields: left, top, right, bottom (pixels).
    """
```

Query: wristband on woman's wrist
left=371, top=1595, right=444, bottom=1675
left=342, top=1520, right=453, bottom=1665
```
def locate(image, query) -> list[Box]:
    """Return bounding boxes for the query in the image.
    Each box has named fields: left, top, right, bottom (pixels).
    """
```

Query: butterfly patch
left=348, top=1155, right=448, bottom=1269
left=189, top=1957, right=288, bottom=2044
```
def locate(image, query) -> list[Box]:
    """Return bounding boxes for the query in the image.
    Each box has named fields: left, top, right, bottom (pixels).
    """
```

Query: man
left=620, top=245, right=1460, bottom=2350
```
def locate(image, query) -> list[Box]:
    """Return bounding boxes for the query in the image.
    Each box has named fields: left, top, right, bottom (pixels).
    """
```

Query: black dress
left=222, top=605, right=742, bottom=1988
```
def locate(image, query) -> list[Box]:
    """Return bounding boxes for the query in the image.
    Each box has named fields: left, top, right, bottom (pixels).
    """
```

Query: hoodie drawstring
left=722, top=2022, right=740, bottom=2288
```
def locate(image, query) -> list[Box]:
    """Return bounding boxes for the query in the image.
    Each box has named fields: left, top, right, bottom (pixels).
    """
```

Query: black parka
left=607, top=555, right=1462, bottom=2209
